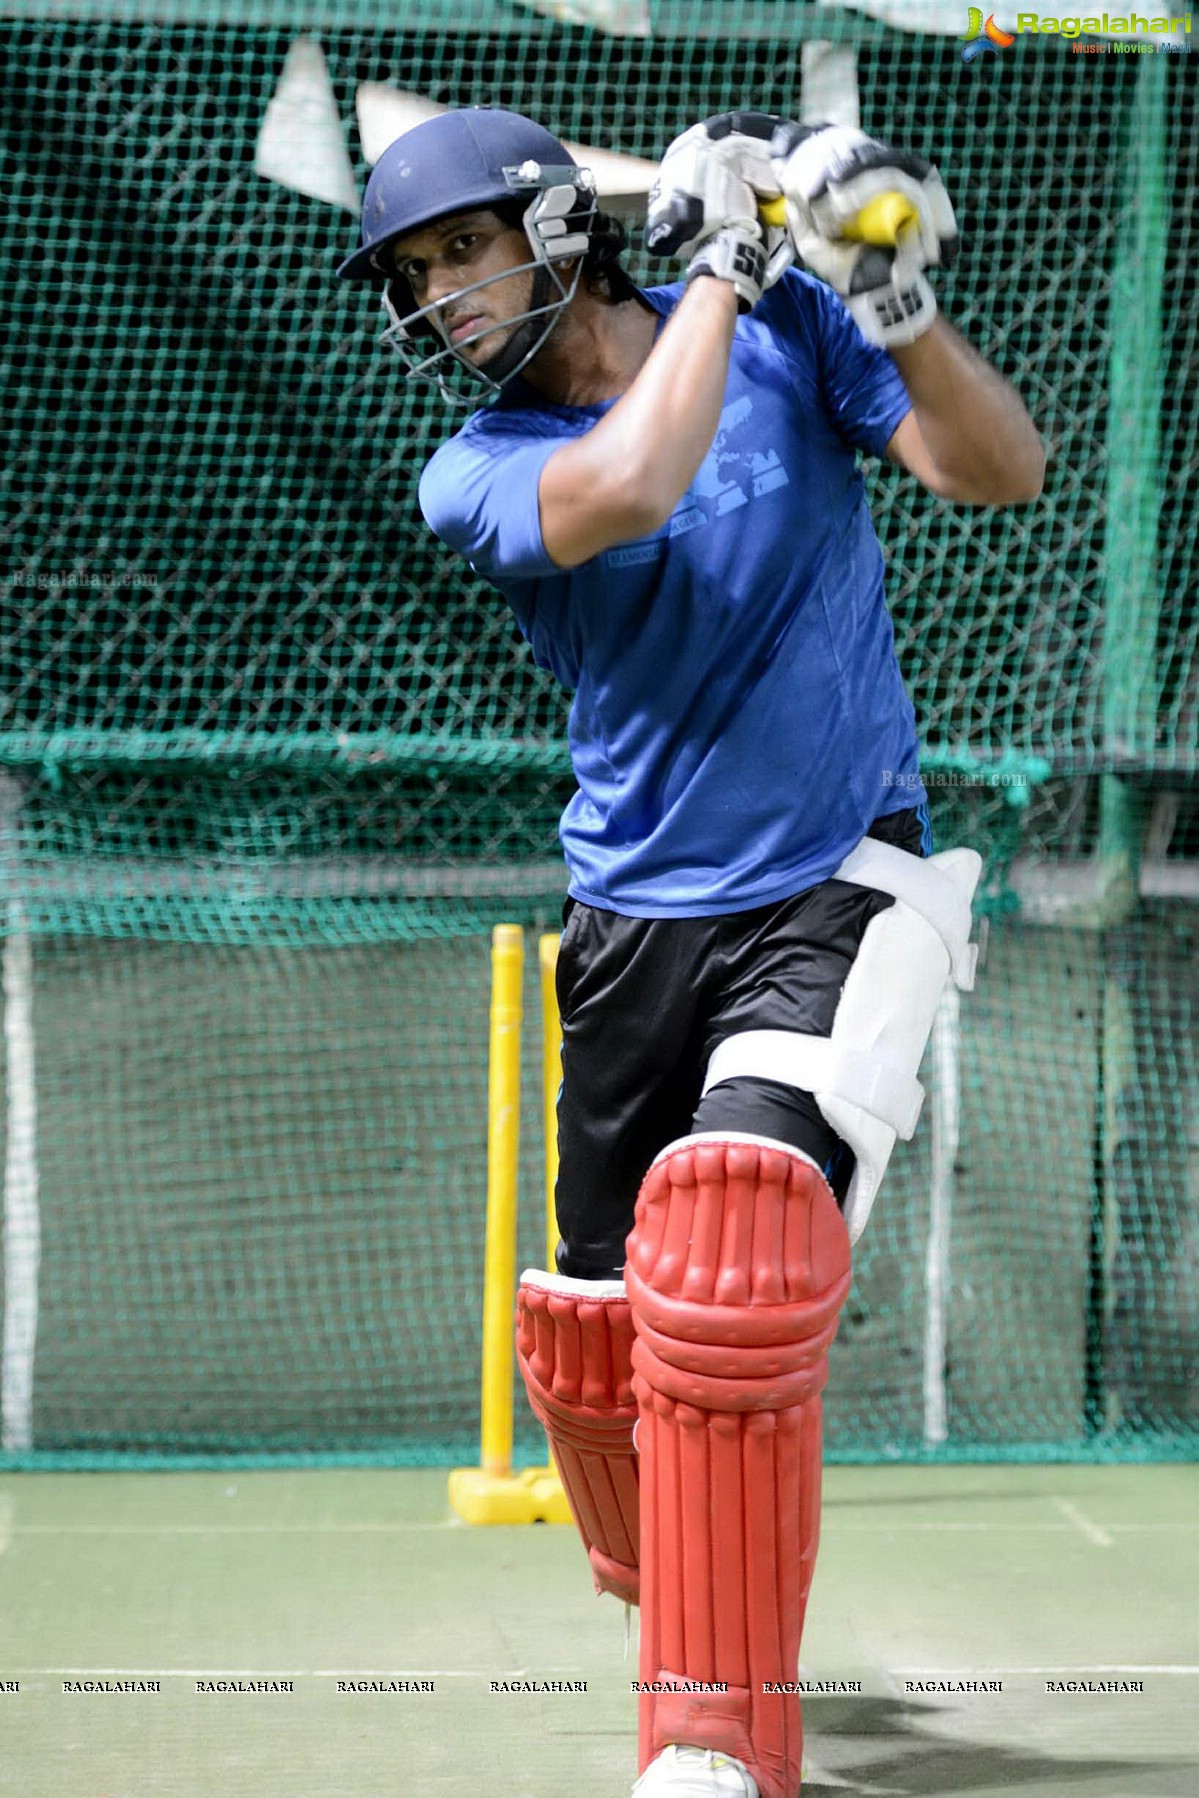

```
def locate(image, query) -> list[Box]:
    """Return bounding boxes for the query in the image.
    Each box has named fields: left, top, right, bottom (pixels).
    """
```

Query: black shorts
left=553, top=807, right=930, bottom=1278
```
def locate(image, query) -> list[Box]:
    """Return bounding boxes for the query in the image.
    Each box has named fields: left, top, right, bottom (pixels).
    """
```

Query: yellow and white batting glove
left=645, top=112, right=795, bottom=312
left=770, top=121, right=958, bottom=347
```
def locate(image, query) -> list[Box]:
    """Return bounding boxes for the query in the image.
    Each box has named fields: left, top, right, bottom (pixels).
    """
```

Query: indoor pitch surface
left=0, top=1464, right=1195, bottom=1797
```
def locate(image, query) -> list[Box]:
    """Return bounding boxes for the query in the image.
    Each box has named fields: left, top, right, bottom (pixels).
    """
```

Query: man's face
left=386, top=209, right=535, bottom=367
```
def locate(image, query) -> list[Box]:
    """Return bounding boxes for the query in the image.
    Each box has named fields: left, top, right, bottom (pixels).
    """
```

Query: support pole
left=923, top=986, right=960, bottom=1446
left=1091, top=54, right=1166, bottom=1436
left=1099, top=48, right=1163, bottom=900
left=2, top=904, right=39, bottom=1454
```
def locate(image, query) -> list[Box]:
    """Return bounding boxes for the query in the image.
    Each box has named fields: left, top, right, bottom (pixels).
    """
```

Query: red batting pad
left=626, top=1137, right=851, bottom=1798
left=516, top=1273, right=640, bottom=1603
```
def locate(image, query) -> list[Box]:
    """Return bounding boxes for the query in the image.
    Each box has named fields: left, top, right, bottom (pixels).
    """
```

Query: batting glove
left=793, top=237, right=942, bottom=348
left=683, top=225, right=769, bottom=311
left=646, top=112, right=795, bottom=312
left=771, top=121, right=958, bottom=347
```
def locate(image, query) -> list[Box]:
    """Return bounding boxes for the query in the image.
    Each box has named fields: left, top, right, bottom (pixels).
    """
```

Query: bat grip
left=760, top=188, right=917, bottom=248
left=842, top=191, right=918, bottom=247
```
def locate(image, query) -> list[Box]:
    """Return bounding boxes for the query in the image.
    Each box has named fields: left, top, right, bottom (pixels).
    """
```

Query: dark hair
left=493, top=198, right=639, bottom=303
left=583, top=209, right=640, bottom=302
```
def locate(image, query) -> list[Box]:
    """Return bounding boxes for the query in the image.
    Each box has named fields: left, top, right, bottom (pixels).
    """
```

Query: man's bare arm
left=885, top=317, right=1045, bottom=506
left=538, top=279, right=738, bottom=569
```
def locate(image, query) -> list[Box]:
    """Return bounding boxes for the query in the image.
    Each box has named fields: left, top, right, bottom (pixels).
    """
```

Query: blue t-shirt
left=419, top=267, right=923, bottom=918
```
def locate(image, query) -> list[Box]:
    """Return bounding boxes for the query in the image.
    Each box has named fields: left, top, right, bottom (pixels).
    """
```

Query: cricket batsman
left=339, top=104, right=1044, bottom=1798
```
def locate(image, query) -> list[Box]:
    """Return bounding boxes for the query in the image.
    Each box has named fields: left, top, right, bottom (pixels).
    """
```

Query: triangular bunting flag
left=356, top=84, right=658, bottom=213
left=255, top=37, right=359, bottom=215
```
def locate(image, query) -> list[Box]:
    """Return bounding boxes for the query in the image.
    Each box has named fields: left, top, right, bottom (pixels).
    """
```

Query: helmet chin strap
left=470, top=263, right=558, bottom=386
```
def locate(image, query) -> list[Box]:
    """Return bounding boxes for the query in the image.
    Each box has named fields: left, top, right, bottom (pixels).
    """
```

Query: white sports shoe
left=631, top=1744, right=759, bottom=1797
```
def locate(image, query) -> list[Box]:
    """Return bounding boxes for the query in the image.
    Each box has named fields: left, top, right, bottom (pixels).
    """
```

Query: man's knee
left=692, top=1075, right=847, bottom=1194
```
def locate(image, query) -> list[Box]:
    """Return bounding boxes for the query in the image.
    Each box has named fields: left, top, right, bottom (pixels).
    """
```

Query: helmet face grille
left=375, top=186, right=596, bottom=409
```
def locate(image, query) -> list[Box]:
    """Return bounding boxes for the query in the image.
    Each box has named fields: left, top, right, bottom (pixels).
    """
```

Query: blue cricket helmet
left=338, top=108, right=580, bottom=282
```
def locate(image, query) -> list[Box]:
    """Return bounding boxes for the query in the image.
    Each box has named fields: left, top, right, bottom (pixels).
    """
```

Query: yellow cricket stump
left=448, top=924, right=572, bottom=1526
left=540, top=931, right=561, bottom=1264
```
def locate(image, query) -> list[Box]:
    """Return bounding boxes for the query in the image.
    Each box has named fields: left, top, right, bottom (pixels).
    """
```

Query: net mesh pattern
left=0, top=1, right=1194, bottom=1462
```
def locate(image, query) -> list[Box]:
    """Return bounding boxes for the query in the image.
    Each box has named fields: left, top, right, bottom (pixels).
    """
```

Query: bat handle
left=759, top=189, right=917, bottom=248
left=842, top=191, right=918, bottom=247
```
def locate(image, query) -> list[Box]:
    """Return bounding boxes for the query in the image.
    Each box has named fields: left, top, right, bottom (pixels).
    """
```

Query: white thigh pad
left=702, top=843, right=982, bottom=1244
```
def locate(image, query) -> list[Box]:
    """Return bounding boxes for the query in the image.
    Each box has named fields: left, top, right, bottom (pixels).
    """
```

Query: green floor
left=0, top=1465, right=1195, bottom=1797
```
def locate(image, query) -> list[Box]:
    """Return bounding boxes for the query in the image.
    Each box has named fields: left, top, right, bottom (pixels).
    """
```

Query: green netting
left=0, top=910, right=1194, bottom=1465
left=0, top=2, right=1195, bottom=1464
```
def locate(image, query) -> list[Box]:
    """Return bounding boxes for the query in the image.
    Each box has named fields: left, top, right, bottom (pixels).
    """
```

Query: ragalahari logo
left=960, top=8, right=1018, bottom=58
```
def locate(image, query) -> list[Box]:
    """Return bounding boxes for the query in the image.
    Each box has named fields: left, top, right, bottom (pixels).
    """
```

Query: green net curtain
left=0, top=0, right=1194, bottom=1461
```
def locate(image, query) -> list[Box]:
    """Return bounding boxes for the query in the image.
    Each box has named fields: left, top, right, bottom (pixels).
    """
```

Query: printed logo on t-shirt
left=605, top=395, right=791, bottom=563
left=692, top=395, right=791, bottom=514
